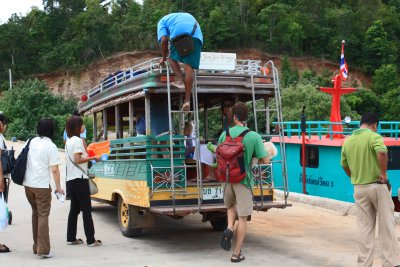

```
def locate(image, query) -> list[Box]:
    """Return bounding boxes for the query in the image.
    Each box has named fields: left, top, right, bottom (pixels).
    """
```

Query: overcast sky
left=0, top=0, right=43, bottom=24
left=0, top=0, right=144, bottom=24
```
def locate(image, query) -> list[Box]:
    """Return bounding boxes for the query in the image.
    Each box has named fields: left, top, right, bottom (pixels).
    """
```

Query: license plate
left=203, top=187, right=224, bottom=200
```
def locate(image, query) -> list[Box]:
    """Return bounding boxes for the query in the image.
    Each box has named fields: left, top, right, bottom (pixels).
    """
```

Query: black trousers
left=66, top=178, right=95, bottom=244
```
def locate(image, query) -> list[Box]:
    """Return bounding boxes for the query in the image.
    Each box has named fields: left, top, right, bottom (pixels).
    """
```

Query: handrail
left=86, top=57, right=267, bottom=99
left=273, top=121, right=400, bottom=140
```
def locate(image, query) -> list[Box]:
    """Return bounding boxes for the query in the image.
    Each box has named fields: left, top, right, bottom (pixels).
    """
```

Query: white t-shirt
left=23, top=137, right=61, bottom=188
left=65, top=136, right=88, bottom=181
left=0, top=134, right=6, bottom=149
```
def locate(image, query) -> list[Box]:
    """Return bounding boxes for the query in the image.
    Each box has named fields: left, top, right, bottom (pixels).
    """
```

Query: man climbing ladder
left=157, top=12, right=203, bottom=112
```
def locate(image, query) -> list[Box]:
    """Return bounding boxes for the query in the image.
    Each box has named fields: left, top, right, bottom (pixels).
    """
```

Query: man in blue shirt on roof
left=157, top=12, right=203, bottom=112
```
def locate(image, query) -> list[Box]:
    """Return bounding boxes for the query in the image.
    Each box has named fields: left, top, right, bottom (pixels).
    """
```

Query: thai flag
left=340, top=44, right=348, bottom=80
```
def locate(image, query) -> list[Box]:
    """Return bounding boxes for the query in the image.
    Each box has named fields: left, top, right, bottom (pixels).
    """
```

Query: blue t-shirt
left=136, top=113, right=146, bottom=135
left=157, top=13, right=203, bottom=44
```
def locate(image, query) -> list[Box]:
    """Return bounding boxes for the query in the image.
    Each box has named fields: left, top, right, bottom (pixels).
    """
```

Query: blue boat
left=272, top=121, right=400, bottom=208
left=272, top=40, right=400, bottom=210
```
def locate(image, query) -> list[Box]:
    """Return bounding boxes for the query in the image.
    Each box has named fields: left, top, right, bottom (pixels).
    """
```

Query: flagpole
left=341, top=40, right=345, bottom=55
left=9, top=69, right=12, bottom=89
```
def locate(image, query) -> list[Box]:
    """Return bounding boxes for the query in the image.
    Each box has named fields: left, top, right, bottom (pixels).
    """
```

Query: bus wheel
left=210, top=217, right=227, bottom=231
left=117, top=197, right=143, bottom=237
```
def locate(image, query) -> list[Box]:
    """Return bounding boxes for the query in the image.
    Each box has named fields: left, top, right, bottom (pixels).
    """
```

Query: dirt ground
left=0, top=140, right=399, bottom=267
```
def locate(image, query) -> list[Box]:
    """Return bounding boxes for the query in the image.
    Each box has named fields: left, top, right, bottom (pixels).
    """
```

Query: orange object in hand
left=87, top=141, right=110, bottom=157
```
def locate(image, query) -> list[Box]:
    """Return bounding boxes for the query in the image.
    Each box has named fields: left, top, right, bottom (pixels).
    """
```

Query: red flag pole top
left=320, top=40, right=356, bottom=138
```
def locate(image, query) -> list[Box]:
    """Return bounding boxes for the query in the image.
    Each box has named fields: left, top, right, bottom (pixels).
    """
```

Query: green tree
left=205, top=6, right=241, bottom=49
left=371, top=64, right=400, bottom=95
left=344, top=88, right=382, bottom=116
left=362, top=20, right=393, bottom=73
left=280, top=55, right=298, bottom=88
left=0, top=79, right=77, bottom=147
left=277, top=83, right=356, bottom=121
left=257, top=3, right=292, bottom=51
left=380, top=86, right=400, bottom=120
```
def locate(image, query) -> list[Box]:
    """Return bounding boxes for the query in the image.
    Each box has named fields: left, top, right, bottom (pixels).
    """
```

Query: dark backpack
left=1, top=139, right=15, bottom=174
left=216, top=129, right=249, bottom=183
left=11, top=138, right=33, bottom=185
left=1, top=149, right=15, bottom=174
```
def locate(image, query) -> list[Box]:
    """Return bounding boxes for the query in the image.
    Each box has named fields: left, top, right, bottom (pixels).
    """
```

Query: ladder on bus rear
left=249, top=61, right=289, bottom=208
left=163, top=63, right=203, bottom=215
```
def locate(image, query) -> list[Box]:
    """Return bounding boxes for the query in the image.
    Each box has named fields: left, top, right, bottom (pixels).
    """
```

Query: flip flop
left=87, top=240, right=102, bottom=247
left=220, top=228, right=234, bottom=251
left=181, top=102, right=190, bottom=112
left=66, top=238, right=84, bottom=245
left=0, top=244, right=11, bottom=253
left=231, top=251, right=245, bottom=263
left=171, top=81, right=185, bottom=89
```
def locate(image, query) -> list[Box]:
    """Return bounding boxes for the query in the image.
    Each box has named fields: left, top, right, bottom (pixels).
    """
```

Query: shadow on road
left=92, top=203, right=222, bottom=249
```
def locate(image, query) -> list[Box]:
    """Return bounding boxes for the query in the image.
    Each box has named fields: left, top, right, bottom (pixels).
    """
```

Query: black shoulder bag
left=171, top=22, right=198, bottom=57
left=1, top=139, right=15, bottom=175
left=11, top=138, right=33, bottom=185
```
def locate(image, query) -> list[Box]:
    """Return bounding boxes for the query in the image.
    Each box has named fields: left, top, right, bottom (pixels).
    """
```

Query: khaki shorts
left=222, top=183, right=253, bottom=217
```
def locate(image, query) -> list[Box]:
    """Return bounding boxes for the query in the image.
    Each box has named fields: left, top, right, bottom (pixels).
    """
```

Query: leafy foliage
left=362, top=20, right=395, bottom=74
left=0, top=79, right=78, bottom=147
left=278, top=83, right=356, bottom=122
left=0, top=0, right=399, bottom=131
left=0, top=0, right=399, bottom=85
left=380, top=86, right=400, bottom=120
left=372, top=64, right=400, bottom=95
left=344, top=89, right=382, bottom=117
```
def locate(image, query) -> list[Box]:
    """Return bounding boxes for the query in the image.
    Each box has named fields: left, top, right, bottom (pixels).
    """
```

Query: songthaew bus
left=78, top=52, right=290, bottom=237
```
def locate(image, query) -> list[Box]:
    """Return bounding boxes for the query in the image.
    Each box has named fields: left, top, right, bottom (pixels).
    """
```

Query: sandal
left=87, top=240, right=102, bottom=247
left=171, top=81, right=185, bottom=89
left=66, top=238, right=84, bottom=245
left=181, top=101, right=190, bottom=112
left=0, top=244, right=10, bottom=253
left=220, top=228, right=234, bottom=251
left=231, top=251, right=245, bottom=263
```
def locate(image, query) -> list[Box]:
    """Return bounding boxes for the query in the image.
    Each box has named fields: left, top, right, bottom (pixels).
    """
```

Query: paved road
left=1, top=141, right=399, bottom=267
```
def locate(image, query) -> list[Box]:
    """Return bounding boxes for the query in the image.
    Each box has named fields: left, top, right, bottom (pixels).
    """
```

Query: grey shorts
left=223, top=183, right=253, bottom=217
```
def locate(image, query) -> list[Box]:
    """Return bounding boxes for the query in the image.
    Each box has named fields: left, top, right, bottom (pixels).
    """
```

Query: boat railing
left=273, top=121, right=400, bottom=140
left=86, top=57, right=267, bottom=99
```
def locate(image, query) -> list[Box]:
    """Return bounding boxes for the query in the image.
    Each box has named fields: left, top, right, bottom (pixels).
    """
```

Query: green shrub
left=0, top=79, right=78, bottom=147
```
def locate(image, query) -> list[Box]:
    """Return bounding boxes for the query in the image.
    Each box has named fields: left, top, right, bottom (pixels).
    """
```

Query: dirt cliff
left=36, top=49, right=371, bottom=99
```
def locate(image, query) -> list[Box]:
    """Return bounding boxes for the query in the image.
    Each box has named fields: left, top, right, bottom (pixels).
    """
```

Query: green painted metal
left=89, top=134, right=186, bottom=188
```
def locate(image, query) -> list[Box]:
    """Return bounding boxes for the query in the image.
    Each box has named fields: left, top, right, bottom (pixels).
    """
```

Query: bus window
left=300, top=145, right=319, bottom=168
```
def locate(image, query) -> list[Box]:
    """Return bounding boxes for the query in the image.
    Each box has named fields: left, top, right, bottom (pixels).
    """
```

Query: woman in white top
left=0, top=114, right=7, bottom=150
left=65, top=116, right=101, bottom=247
left=0, top=114, right=10, bottom=253
left=23, top=118, right=64, bottom=258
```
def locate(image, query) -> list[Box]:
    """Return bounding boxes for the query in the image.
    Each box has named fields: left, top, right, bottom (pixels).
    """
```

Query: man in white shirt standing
left=24, top=119, right=64, bottom=258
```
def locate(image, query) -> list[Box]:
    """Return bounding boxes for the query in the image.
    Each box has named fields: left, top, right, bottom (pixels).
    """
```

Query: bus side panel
left=90, top=160, right=150, bottom=207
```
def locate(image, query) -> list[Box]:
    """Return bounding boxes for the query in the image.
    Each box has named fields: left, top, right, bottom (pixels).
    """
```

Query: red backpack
left=216, top=129, right=250, bottom=183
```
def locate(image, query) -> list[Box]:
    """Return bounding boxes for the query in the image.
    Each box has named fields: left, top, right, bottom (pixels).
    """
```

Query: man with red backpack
left=211, top=102, right=270, bottom=262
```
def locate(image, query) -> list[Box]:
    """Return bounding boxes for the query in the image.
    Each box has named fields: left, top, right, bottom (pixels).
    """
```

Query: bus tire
left=210, top=217, right=227, bottom=231
left=117, top=197, right=143, bottom=237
